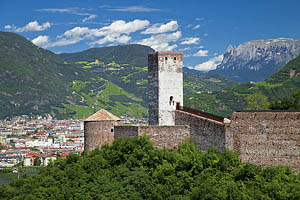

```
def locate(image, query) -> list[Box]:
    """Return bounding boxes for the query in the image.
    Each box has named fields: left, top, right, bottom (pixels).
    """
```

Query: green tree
left=33, top=157, right=41, bottom=166
left=269, top=91, right=300, bottom=110
left=245, top=92, right=270, bottom=110
left=1, top=136, right=300, bottom=200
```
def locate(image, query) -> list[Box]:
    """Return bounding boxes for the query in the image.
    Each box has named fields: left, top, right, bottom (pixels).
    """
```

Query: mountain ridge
left=211, top=38, right=300, bottom=82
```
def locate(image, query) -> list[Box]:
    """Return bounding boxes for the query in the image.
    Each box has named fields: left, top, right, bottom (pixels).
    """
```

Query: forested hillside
left=0, top=31, right=95, bottom=118
left=59, top=44, right=154, bottom=67
left=1, top=136, right=299, bottom=199
left=203, top=54, right=300, bottom=114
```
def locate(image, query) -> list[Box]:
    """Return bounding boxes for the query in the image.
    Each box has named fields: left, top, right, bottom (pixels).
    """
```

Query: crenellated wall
left=226, top=111, right=300, bottom=172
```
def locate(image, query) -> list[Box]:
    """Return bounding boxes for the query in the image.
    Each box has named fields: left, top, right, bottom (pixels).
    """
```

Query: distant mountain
left=183, top=67, right=205, bottom=74
left=59, top=44, right=154, bottom=67
left=211, top=38, right=300, bottom=82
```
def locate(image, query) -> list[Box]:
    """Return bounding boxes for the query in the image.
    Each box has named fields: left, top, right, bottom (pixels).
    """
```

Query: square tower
left=148, top=52, right=183, bottom=125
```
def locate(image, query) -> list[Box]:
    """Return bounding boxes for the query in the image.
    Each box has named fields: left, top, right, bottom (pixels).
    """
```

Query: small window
left=165, top=57, right=168, bottom=61
left=169, top=96, right=173, bottom=105
left=111, top=128, right=114, bottom=133
left=174, top=57, right=177, bottom=60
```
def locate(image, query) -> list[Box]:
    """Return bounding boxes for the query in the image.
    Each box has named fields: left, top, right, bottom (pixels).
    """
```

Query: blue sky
left=1, top=0, right=300, bottom=71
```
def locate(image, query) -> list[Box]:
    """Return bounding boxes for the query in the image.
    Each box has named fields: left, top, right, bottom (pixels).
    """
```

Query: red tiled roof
left=60, top=153, right=69, bottom=157
left=25, top=153, right=40, bottom=157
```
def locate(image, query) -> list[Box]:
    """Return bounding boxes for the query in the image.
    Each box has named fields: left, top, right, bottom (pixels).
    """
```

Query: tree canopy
left=245, top=92, right=270, bottom=110
left=1, top=136, right=300, bottom=200
left=269, top=91, right=300, bottom=110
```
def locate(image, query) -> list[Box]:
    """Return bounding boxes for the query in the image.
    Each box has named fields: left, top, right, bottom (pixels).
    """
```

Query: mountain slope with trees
left=1, top=136, right=299, bottom=199
left=210, top=53, right=300, bottom=114
left=0, top=31, right=95, bottom=119
left=59, top=44, right=154, bottom=67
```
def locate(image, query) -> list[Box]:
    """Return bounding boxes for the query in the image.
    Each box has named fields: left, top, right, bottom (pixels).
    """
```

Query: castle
left=84, top=51, right=300, bottom=172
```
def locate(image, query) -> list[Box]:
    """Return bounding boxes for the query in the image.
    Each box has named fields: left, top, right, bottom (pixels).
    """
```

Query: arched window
left=169, top=96, right=173, bottom=105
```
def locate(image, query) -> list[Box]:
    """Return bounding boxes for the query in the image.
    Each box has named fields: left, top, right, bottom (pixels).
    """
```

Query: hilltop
left=59, top=44, right=154, bottom=67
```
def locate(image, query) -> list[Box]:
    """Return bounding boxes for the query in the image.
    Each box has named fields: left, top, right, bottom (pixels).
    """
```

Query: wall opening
left=165, top=57, right=168, bottom=61
left=169, top=96, right=174, bottom=105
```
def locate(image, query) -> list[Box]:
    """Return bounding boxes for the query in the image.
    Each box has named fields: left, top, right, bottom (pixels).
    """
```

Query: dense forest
left=1, top=136, right=300, bottom=200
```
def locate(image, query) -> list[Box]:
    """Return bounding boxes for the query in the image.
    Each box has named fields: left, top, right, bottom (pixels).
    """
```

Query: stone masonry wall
left=226, top=111, right=300, bottom=172
left=114, top=125, right=190, bottom=149
left=175, top=110, right=226, bottom=151
left=148, top=53, right=159, bottom=125
left=114, top=126, right=139, bottom=139
left=84, top=120, right=123, bottom=151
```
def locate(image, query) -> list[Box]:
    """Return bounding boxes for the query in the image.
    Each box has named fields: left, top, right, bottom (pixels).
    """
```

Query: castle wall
left=175, top=110, right=226, bottom=151
left=114, top=125, right=190, bottom=149
left=226, top=111, right=300, bottom=172
left=114, top=126, right=139, bottom=138
left=84, top=120, right=123, bottom=151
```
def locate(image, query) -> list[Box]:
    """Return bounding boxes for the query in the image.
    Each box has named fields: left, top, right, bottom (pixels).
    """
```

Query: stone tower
left=148, top=52, right=183, bottom=125
left=84, top=109, right=123, bottom=151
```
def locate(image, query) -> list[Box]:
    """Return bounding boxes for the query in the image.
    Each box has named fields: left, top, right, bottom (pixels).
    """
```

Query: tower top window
left=165, top=57, right=168, bottom=60
left=174, top=57, right=177, bottom=60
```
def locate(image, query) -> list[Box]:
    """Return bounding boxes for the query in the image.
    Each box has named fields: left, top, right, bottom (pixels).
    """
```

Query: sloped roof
left=84, top=109, right=121, bottom=121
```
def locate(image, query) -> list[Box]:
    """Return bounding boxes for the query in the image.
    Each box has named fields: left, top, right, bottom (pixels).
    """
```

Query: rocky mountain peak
left=212, top=38, right=300, bottom=82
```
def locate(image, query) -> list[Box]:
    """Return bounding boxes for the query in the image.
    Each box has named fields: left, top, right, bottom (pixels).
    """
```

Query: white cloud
left=100, top=5, right=161, bottom=12
left=4, top=25, right=12, bottom=29
left=62, top=27, right=91, bottom=38
left=43, top=19, right=149, bottom=48
left=191, top=55, right=224, bottom=71
left=180, top=37, right=200, bottom=45
left=91, top=34, right=131, bottom=45
left=142, top=20, right=178, bottom=34
left=198, top=45, right=204, bottom=49
left=82, top=14, right=97, bottom=22
left=195, top=17, right=204, bottom=21
left=48, top=37, right=83, bottom=47
left=8, top=21, right=51, bottom=32
left=137, top=31, right=182, bottom=51
left=32, top=35, right=49, bottom=47
left=36, top=8, right=97, bottom=23
left=36, top=8, right=75, bottom=13
left=193, top=49, right=209, bottom=57
left=179, top=47, right=191, bottom=51
left=193, top=24, right=200, bottom=30
left=99, top=19, right=150, bottom=35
